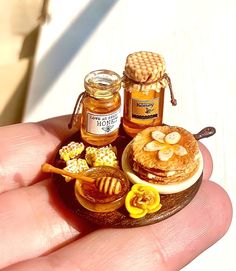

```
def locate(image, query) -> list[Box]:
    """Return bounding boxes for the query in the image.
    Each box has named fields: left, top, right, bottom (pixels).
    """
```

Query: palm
left=0, top=116, right=232, bottom=271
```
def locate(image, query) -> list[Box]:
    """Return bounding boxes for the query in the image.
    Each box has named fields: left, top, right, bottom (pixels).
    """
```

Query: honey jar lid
left=124, top=51, right=166, bottom=83
left=84, top=69, right=121, bottom=99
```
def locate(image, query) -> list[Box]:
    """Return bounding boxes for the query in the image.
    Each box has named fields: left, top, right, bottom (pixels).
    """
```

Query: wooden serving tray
left=53, top=126, right=215, bottom=228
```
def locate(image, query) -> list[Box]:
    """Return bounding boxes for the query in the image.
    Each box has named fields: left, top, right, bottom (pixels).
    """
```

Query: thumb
left=3, top=181, right=232, bottom=271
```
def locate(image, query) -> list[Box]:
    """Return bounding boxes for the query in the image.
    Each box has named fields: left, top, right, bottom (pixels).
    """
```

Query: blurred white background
left=23, top=0, right=235, bottom=270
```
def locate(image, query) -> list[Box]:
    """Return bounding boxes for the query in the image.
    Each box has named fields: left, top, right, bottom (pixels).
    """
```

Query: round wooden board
left=52, top=127, right=203, bottom=228
left=54, top=173, right=202, bottom=228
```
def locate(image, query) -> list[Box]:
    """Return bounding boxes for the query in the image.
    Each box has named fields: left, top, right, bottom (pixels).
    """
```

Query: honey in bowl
left=74, top=166, right=130, bottom=212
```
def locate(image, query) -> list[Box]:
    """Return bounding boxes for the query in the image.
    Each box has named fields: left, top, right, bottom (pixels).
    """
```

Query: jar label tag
left=131, top=98, right=160, bottom=120
left=86, top=108, right=121, bottom=135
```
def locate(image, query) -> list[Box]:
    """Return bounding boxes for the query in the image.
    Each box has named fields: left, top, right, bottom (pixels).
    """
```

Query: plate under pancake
left=122, top=142, right=203, bottom=194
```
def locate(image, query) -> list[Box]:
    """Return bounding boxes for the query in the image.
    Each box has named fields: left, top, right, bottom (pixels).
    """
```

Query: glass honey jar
left=122, top=51, right=177, bottom=137
left=69, top=70, right=122, bottom=146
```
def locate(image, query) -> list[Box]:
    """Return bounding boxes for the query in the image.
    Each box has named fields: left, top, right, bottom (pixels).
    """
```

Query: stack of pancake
left=129, top=126, right=201, bottom=185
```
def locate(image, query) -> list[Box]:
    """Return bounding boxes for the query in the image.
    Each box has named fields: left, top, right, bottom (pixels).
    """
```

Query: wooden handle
left=194, top=127, right=216, bottom=141
left=41, top=163, right=94, bottom=183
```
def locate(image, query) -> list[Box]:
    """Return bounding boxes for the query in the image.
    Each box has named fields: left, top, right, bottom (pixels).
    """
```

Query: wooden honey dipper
left=95, top=176, right=121, bottom=195
left=42, top=163, right=95, bottom=183
left=41, top=163, right=122, bottom=195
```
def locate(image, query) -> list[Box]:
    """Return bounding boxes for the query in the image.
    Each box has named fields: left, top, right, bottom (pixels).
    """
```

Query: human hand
left=0, top=116, right=232, bottom=271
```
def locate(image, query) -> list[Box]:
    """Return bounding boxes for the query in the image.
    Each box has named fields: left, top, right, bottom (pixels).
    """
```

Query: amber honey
left=123, top=81, right=165, bottom=137
left=122, top=51, right=176, bottom=137
left=74, top=166, right=130, bottom=212
left=80, top=70, right=122, bottom=146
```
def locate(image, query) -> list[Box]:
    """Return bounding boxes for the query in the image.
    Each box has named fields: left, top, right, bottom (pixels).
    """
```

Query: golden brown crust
left=132, top=161, right=184, bottom=177
left=133, top=160, right=200, bottom=184
left=132, top=126, right=199, bottom=171
left=133, top=158, right=199, bottom=177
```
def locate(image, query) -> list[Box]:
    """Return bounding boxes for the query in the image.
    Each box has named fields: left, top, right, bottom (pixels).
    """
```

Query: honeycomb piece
left=85, top=145, right=118, bottom=167
left=63, top=158, right=89, bottom=182
left=59, top=141, right=85, bottom=162
left=84, top=146, right=97, bottom=166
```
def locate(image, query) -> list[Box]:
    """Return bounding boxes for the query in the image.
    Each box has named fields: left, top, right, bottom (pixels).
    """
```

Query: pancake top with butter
left=131, top=126, right=199, bottom=171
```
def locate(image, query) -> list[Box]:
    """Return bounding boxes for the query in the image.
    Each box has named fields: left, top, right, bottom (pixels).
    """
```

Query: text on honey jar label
left=131, top=98, right=160, bottom=120
left=86, top=108, right=121, bottom=135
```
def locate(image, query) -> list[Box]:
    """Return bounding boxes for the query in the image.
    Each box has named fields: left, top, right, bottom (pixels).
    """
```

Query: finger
left=3, top=181, right=232, bottom=271
left=199, top=142, right=213, bottom=181
left=0, top=115, right=76, bottom=193
left=0, top=179, right=96, bottom=269
left=0, top=131, right=215, bottom=269
left=0, top=118, right=213, bottom=194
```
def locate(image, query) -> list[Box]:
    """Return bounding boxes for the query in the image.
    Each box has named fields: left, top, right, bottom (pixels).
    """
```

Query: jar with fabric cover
left=122, top=51, right=177, bottom=137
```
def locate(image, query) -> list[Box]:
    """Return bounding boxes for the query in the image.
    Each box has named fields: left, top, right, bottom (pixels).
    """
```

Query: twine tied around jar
left=122, top=72, right=177, bottom=106
left=162, top=73, right=177, bottom=106
left=123, top=51, right=177, bottom=106
left=68, top=69, right=122, bottom=131
left=68, top=91, right=86, bottom=129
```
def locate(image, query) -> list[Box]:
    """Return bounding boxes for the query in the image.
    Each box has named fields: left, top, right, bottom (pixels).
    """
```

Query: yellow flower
left=125, top=184, right=162, bottom=219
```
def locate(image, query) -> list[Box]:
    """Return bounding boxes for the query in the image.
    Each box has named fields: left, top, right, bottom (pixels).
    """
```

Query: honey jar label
left=86, top=108, right=121, bottom=135
left=131, top=98, right=160, bottom=120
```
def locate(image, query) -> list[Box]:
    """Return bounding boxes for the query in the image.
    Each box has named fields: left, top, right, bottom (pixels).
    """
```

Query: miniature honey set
left=42, top=51, right=215, bottom=227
